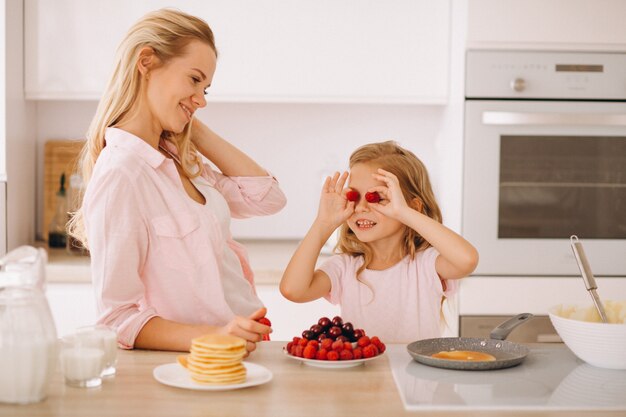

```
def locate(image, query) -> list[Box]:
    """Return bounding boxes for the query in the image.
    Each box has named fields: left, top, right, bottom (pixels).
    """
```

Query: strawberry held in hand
left=257, top=317, right=272, bottom=341
left=346, top=190, right=360, bottom=202
left=364, top=191, right=380, bottom=203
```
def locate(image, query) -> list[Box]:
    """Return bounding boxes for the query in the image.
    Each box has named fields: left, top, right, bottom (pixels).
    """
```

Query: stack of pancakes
left=178, top=334, right=247, bottom=385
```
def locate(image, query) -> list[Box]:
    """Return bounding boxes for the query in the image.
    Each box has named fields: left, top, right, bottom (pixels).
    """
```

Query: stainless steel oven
left=463, top=50, right=626, bottom=277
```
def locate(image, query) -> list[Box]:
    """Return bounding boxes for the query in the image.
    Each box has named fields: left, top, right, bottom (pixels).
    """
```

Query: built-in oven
left=463, top=50, right=626, bottom=277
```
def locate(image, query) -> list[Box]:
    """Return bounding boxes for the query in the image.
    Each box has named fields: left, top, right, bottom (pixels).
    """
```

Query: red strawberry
left=332, top=340, right=344, bottom=352
left=362, top=344, right=379, bottom=358
left=295, top=345, right=305, bottom=357
left=320, top=338, right=333, bottom=351
left=339, top=349, right=354, bottom=361
left=303, top=345, right=317, bottom=359
left=257, top=317, right=271, bottom=326
left=343, top=342, right=353, bottom=351
left=298, top=338, right=308, bottom=347
left=357, top=336, right=371, bottom=348
left=316, top=348, right=328, bottom=360
left=371, top=336, right=386, bottom=353
left=365, top=192, right=380, bottom=203
left=353, top=347, right=363, bottom=359
left=257, top=317, right=271, bottom=341
left=286, top=342, right=293, bottom=352
left=290, top=345, right=298, bottom=356
left=306, top=340, right=319, bottom=349
left=346, top=190, right=360, bottom=202
left=327, top=351, right=339, bottom=361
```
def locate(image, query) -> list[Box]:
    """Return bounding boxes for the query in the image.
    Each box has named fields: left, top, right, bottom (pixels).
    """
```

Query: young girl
left=280, top=141, right=478, bottom=343
left=68, top=9, right=285, bottom=353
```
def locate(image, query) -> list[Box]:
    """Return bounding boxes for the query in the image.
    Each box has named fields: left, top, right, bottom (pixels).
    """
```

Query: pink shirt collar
left=105, top=127, right=166, bottom=169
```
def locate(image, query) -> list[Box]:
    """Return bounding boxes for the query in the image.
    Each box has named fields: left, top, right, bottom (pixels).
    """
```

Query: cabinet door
left=46, top=283, right=98, bottom=337
left=256, top=285, right=340, bottom=341
left=25, top=0, right=450, bottom=103
left=468, top=0, right=626, bottom=50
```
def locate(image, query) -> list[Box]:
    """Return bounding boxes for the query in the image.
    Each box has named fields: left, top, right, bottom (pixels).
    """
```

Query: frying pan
left=407, top=313, right=534, bottom=370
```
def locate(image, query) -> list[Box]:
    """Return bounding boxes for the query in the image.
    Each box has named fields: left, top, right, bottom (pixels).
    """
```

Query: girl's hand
left=219, top=307, right=271, bottom=356
left=369, top=168, right=411, bottom=220
left=315, top=172, right=355, bottom=231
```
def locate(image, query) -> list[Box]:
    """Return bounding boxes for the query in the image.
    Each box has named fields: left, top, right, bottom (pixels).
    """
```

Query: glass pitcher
left=0, top=246, right=47, bottom=291
left=0, top=287, right=58, bottom=404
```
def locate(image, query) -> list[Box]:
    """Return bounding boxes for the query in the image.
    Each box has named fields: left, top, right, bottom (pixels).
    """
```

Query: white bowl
left=548, top=303, right=626, bottom=370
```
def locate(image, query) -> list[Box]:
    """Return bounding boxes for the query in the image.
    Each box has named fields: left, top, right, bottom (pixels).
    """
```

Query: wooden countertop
left=4, top=343, right=622, bottom=417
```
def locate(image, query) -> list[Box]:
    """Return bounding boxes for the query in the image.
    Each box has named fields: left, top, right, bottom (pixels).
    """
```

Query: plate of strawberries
left=283, top=316, right=386, bottom=369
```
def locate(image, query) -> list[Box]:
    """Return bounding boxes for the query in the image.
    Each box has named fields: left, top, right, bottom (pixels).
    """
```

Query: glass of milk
left=75, top=325, right=118, bottom=377
left=60, top=334, right=104, bottom=388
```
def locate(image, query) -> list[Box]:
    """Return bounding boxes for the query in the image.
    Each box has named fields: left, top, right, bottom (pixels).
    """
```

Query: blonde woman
left=280, top=142, right=478, bottom=343
left=69, top=9, right=286, bottom=353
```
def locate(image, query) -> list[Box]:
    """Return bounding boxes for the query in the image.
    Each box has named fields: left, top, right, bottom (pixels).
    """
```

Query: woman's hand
left=219, top=307, right=271, bottom=355
left=315, top=171, right=354, bottom=232
left=369, top=168, right=412, bottom=221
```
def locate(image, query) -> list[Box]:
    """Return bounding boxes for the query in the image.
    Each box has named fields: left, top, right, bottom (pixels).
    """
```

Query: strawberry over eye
left=365, top=192, right=380, bottom=203
left=346, top=190, right=360, bottom=202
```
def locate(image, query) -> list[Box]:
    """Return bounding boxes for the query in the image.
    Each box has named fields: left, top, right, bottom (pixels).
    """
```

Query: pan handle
left=489, top=313, right=534, bottom=341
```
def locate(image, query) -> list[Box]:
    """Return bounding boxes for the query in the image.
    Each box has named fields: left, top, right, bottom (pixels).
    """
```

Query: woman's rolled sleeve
left=84, top=171, right=157, bottom=349
left=211, top=168, right=287, bottom=218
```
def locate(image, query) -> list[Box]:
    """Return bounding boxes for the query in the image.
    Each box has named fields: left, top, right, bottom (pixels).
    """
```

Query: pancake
left=178, top=334, right=248, bottom=385
left=431, top=350, right=497, bottom=362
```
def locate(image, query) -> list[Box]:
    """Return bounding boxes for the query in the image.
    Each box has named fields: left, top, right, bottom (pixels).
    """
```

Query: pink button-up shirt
left=83, top=128, right=286, bottom=348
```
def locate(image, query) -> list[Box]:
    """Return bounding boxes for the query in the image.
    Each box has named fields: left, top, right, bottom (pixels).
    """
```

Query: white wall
left=34, top=1, right=467, bottom=241
left=5, top=0, right=37, bottom=252
left=0, top=0, right=6, bottom=181
left=36, top=102, right=461, bottom=238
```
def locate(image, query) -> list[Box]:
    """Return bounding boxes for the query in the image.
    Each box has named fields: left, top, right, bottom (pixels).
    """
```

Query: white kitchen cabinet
left=46, top=283, right=98, bottom=338
left=25, top=0, right=450, bottom=103
left=256, top=285, right=340, bottom=341
left=468, top=0, right=626, bottom=51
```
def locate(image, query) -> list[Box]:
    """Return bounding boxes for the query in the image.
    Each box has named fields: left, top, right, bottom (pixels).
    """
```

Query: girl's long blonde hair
left=336, top=141, right=442, bottom=277
left=67, top=8, right=216, bottom=247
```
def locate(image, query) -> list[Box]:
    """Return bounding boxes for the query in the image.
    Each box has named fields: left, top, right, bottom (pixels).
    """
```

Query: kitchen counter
left=4, top=342, right=624, bottom=417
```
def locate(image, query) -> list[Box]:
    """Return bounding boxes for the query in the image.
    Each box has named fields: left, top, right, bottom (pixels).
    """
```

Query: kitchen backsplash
left=35, top=101, right=465, bottom=240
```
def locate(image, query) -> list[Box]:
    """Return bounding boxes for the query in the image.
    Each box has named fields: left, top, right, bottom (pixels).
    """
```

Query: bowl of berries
left=284, top=316, right=386, bottom=368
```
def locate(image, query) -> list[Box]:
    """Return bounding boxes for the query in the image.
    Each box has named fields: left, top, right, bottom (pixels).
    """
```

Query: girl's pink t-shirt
left=318, top=247, right=458, bottom=343
left=82, top=128, right=286, bottom=348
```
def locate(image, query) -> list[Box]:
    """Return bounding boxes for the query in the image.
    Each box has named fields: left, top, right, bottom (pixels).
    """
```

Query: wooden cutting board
left=43, top=140, right=85, bottom=243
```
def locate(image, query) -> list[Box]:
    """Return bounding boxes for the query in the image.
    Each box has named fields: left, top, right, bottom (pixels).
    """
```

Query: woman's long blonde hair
left=336, top=141, right=442, bottom=277
left=67, top=8, right=216, bottom=247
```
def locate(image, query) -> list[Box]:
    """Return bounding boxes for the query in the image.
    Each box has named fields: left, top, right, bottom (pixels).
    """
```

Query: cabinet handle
left=482, top=111, right=626, bottom=126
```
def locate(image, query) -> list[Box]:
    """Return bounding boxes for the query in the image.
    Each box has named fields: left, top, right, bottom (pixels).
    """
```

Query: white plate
left=283, top=348, right=384, bottom=369
left=153, top=362, right=272, bottom=391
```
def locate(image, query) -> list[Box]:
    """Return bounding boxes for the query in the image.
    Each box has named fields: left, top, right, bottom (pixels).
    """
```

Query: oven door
left=463, top=100, right=626, bottom=276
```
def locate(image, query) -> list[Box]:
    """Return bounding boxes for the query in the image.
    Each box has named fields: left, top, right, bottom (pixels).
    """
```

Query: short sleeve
left=317, top=255, right=349, bottom=305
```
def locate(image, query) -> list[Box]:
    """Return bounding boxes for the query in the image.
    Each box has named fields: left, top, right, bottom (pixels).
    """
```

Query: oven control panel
left=466, top=50, right=626, bottom=100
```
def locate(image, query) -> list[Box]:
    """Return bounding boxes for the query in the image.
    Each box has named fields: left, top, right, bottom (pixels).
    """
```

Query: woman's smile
left=179, top=103, right=193, bottom=122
